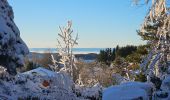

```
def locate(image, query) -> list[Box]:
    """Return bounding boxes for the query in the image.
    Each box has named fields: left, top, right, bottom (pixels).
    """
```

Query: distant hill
left=28, top=52, right=98, bottom=61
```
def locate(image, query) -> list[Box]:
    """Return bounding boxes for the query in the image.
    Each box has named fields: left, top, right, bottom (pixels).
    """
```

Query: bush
left=76, top=62, right=113, bottom=87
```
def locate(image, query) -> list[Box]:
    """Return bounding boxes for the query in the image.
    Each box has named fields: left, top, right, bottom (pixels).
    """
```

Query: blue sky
left=8, top=0, right=148, bottom=48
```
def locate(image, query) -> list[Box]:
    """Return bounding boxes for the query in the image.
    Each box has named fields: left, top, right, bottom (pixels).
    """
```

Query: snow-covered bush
left=0, top=66, right=7, bottom=77
left=74, top=83, right=102, bottom=100
left=0, top=0, right=29, bottom=75
left=0, top=66, right=11, bottom=81
left=112, top=73, right=128, bottom=85
left=76, top=62, right=113, bottom=87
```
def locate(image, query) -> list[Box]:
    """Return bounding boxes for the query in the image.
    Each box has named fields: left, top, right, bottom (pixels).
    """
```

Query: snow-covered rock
left=0, top=67, right=78, bottom=100
left=0, top=66, right=103, bottom=100
left=103, top=82, right=153, bottom=100
left=20, top=67, right=56, bottom=77
left=0, top=0, right=29, bottom=75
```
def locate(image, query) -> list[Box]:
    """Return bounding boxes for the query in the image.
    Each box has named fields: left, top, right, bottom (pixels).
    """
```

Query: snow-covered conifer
left=0, top=0, right=29, bottom=75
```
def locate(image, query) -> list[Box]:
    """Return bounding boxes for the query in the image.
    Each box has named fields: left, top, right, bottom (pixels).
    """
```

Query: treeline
left=115, top=45, right=137, bottom=58
left=97, top=48, right=116, bottom=65
left=97, top=45, right=148, bottom=65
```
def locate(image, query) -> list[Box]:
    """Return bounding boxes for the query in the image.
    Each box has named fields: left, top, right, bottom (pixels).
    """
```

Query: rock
left=0, top=70, right=78, bottom=100
left=42, top=80, right=50, bottom=87
left=0, top=0, right=29, bottom=75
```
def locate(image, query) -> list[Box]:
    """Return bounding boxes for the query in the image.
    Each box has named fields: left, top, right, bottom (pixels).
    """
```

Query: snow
left=0, top=67, right=103, bottom=100
left=20, top=67, right=56, bottom=77
left=153, top=91, right=170, bottom=100
left=140, top=50, right=154, bottom=73
left=161, top=75, right=170, bottom=91
left=103, top=82, right=153, bottom=100
left=0, top=67, right=77, bottom=100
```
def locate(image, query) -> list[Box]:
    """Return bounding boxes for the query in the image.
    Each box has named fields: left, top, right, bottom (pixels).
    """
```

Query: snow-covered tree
left=51, top=21, right=78, bottom=78
left=0, top=0, right=29, bottom=75
left=136, top=0, right=170, bottom=82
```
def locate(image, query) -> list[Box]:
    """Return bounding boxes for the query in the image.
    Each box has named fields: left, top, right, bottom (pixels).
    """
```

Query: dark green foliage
left=137, top=30, right=158, bottom=41
left=112, top=57, right=128, bottom=76
left=116, top=45, right=137, bottom=58
left=114, top=57, right=124, bottom=65
left=126, top=53, right=141, bottom=63
left=115, top=45, right=119, bottom=54
left=135, top=72, right=147, bottom=82
left=150, top=76, right=162, bottom=90
left=25, top=61, right=39, bottom=71
left=97, top=45, right=138, bottom=65
left=137, top=21, right=159, bottom=41
left=125, top=45, right=148, bottom=63
left=136, top=45, right=148, bottom=55
left=97, top=48, right=115, bottom=65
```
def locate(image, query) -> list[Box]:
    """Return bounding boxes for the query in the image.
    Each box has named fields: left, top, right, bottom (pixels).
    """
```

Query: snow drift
left=103, top=82, right=153, bottom=100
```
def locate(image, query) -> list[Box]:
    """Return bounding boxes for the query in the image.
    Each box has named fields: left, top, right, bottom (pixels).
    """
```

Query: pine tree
left=97, top=48, right=115, bottom=65
left=137, top=0, right=170, bottom=82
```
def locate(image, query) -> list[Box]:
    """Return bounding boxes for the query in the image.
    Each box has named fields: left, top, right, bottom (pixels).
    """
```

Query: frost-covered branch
left=51, top=21, right=78, bottom=78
